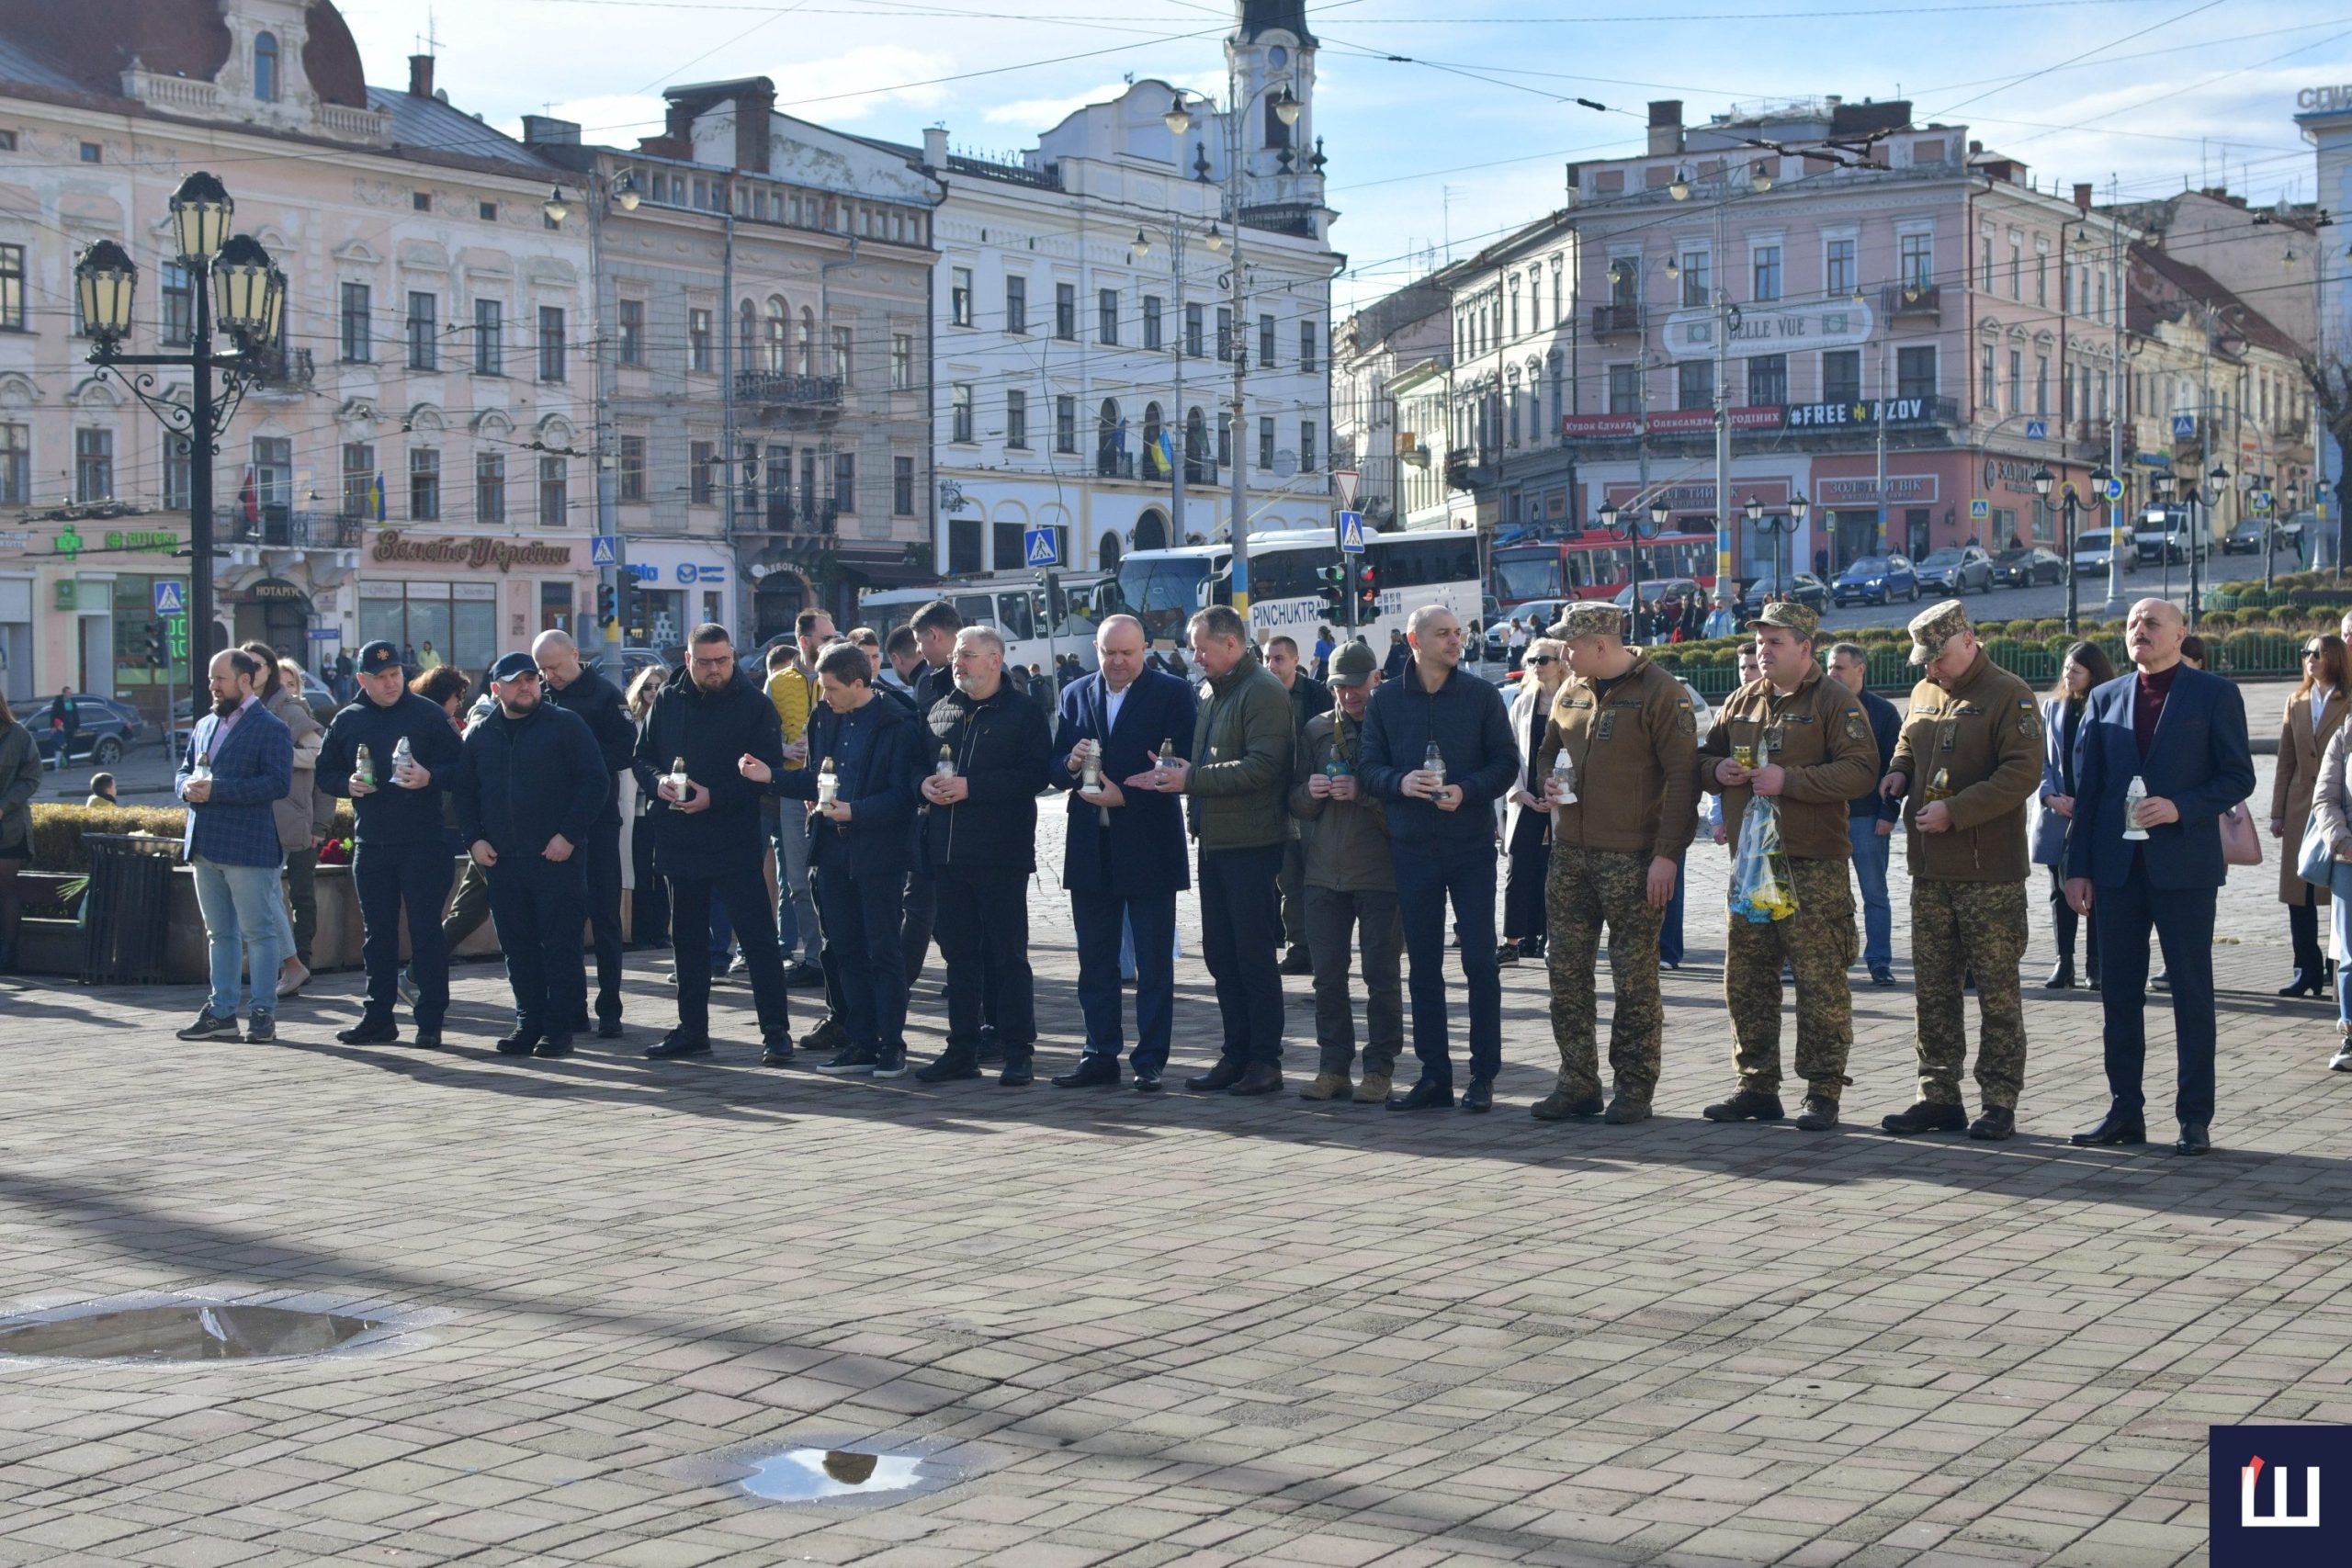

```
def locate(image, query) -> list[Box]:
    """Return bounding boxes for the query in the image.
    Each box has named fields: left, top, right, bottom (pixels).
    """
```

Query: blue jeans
left=190, top=854, right=291, bottom=1020
left=771, top=812, right=819, bottom=963
left=1847, top=816, right=1893, bottom=968
left=1391, top=841, right=1500, bottom=1086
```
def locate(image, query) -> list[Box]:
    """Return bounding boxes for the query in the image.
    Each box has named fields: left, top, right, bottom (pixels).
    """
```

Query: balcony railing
left=734, top=372, right=842, bottom=410
left=747, top=498, right=838, bottom=534
left=1097, top=451, right=1137, bottom=480
left=252, top=347, right=314, bottom=390
left=231, top=507, right=362, bottom=549
left=1590, top=304, right=1640, bottom=337
left=1240, top=202, right=1320, bottom=241
left=1883, top=283, right=1941, bottom=319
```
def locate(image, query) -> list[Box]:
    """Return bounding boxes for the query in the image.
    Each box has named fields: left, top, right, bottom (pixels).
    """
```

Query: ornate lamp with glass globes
left=74, top=171, right=288, bottom=723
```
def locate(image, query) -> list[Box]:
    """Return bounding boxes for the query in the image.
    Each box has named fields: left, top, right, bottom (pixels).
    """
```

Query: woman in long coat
left=2271, top=633, right=2346, bottom=996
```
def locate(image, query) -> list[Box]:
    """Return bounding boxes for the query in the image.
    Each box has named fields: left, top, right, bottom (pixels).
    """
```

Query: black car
left=29, top=694, right=143, bottom=766
left=1735, top=573, right=1831, bottom=619
left=1991, top=547, right=2065, bottom=587
left=2222, top=518, right=2279, bottom=556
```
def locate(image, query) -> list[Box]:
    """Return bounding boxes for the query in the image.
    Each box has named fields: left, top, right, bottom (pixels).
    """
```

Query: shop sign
left=1783, top=398, right=1937, bottom=430
left=103, top=529, right=181, bottom=554
left=1815, top=474, right=1940, bottom=504
left=1561, top=406, right=1781, bottom=439
left=1981, top=457, right=2047, bottom=496
left=371, top=530, right=573, bottom=572
left=2297, top=84, right=2352, bottom=112
left=1665, top=301, right=1873, bottom=359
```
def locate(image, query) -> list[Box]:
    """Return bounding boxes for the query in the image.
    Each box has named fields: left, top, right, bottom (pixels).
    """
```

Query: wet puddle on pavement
left=0, top=1301, right=388, bottom=1362
left=740, top=1447, right=953, bottom=1502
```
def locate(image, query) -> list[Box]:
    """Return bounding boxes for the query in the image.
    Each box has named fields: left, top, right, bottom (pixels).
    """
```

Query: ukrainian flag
left=1152, top=430, right=1177, bottom=477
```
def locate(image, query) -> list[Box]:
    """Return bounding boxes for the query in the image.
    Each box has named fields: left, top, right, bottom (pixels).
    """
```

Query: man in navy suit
left=1046, top=615, right=1197, bottom=1091
left=2064, top=598, right=2255, bottom=1156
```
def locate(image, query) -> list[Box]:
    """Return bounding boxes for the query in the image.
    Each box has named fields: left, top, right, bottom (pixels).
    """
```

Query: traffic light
left=597, top=583, right=617, bottom=628
left=1317, top=562, right=1348, bottom=616
left=1356, top=561, right=1381, bottom=619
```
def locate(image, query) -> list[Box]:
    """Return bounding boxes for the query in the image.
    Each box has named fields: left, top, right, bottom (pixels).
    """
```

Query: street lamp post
left=2188, top=460, right=2227, bottom=627
left=1600, top=494, right=1668, bottom=640
left=2034, top=463, right=2108, bottom=636
left=1750, top=492, right=1803, bottom=612
left=74, top=173, right=285, bottom=728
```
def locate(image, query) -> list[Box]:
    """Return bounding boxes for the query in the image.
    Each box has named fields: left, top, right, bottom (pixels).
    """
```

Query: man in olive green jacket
left=1127, top=604, right=1293, bottom=1094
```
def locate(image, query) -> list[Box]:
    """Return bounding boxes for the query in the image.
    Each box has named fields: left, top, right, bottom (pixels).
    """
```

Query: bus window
left=951, top=594, right=993, bottom=631
left=997, top=591, right=1035, bottom=641
left=1114, top=558, right=1213, bottom=643
left=1250, top=547, right=1325, bottom=604
left=1491, top=551, right=1562, bottom=603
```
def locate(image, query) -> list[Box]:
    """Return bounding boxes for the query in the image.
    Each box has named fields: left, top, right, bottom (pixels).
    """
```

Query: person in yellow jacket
left=763, top=612, right=829, bottom=984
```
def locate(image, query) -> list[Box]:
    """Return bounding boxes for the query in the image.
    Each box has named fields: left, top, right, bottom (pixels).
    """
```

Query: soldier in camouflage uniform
left=1877, top=600, right=2045, bottom=1141
left=1696, top=602, right=1880, bottom=1130
left=1530, top=602, right=1700, bottom=1124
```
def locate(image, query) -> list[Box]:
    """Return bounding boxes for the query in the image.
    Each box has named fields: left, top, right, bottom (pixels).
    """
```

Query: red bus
left=1489, top=531, right=1719, bottom=607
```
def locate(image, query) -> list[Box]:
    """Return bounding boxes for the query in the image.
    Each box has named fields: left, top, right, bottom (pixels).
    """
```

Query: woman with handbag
left=2305, top=711, right=2352, bottom=1070
left=2033, top=641, right=2114, bottom=989
left=2271, top=634, right=2346, bottom=996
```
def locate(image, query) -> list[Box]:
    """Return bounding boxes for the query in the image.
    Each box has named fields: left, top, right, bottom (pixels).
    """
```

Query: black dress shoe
left=783, top=961, right=827, bottom=987
left=1386, top=1078, right=1454, bottom=1111
left=2175, top=1119, right=2211, bottom=1156
left=336, top=1016, right=401, bottom=1046
left=494, top=1030, right=541, bottom=1056
left=914, top=1049, right=982, bottom=1083
left=998, top=1053, right=1035, bottom=1088
left=1229, top=1062, right=1283, bottom=1096
left=2069, top=1105, right=2146, bottom=1146
left=595, top=1018, right=625, bottom=1040
left=410, top=1027, right=443, bottom=1051
left=1185, top=1058, right=1247, bottom=1093
left=1052, top=1058, right=1122, bottom=1089
left=645, top=1031, right=712, bottom=1060
left=2043, top=959, right=2075, bottom=990
left=1132, top=1068, right=1163, bottom=1092
left=1278, top=947, right=1315, bottom=976
left=1461, top=1077, right=1493, bottom=1112
left=760, top=1045, right=795, bottom=1066
left=535, top=1035, right=575, bottom=1059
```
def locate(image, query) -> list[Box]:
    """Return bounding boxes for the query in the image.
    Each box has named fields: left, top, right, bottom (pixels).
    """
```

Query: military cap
left=1549, top=601, right=1630, bottom=642
left=1906, top=598, right=1973, bottom=665
left=356, top=640, right=402, bottom=675
left=1327, top=638, right=1379, bottom=687
left=1746, top=599, right=1819, bottom=640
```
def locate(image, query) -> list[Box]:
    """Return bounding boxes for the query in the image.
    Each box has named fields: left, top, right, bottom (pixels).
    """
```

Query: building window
left=1821, top=349, right=1860, bottom=405
left=1216, top=307, right=1233, bottom=361
left=1825, top=238, right=1856, bottom=299
left=617, top=299, right=644, bottom=366
left=2034, top=354, right=2049, bottom=416
left=1979, top=231, right=1994, bottom=291
left=0, top=423, right=25, bottom=503
left=0, top=243, right=22, bottom=332
left=78, top=141, right=100, bottom=164
left=1300, top=420, right=1317, bottom=473
left=1900, top=232, right=1933, bottom=289
left=164, top=436, right=190, bottom=510
left=832, top=452, right=854, bottom=511
left=893, top=456, right=914, bottom=515
left=1607, top=364, right=1640, bottom=415
left=1751, top=245, right=1781, bottom=302
left=951, top=383, right=974, bottom=444
left=797, top=308, right=815, bottom=375
left=688, top=307, right=712, bottom=372
left=475, top=299, right=502, bottom=375
left=1185, top=302, right=1204, bottom=357
left=2008, top=233, right=2022, bottom=299
left=1098, top=288, right=1119, bottom=345
left=1143, top=295, right=1162, bottom=351
left=1004, top=275, right=1025, bottom=334
left=616, top=435, right=646, bottom=502
left=254, top=32, right=279, bottom=102
left=1216, top=411, right=1231, bottom=467
left=1006, top=389, right=1028, bottom=448
left=1259, top=312, right=1276, bottom=367
left=538, top=455, right=568, bottom=527
left=1056, top=282, right=1076, bottom=340
left=74, top=428, right=112, bottom=502
left=1678, top=360, right=1713, bottom=411
left=406, top=291, right=437, bottom=370
left=1746, top=355, right=1787, bottom=407
left=1610, top=258, right=1637, bottom=307
left=1055, top=394, right=1076, bottom=453
left=689, top=439, right=716, bottom=505
left=478, top=200, right=498, bottom=221
left=409, top=448, right=440, bottom=521
left=475, top=452, right=505, bottom=525
left=2007, top=348, right=2023, bottom=413
left=537, top=306, right=566, bottom=381
left=2035, top=242, right=2049, bottom=307
left=1300, top=320, right=1317, bottom=372
left=413, top=191, right=431, bottom=212
left=891, top=333, right=913, bottom=389
left=340, top=443, right=373, bottom=518
left=158, top=261, right=190, bottom=344
left=1258, top=415, right=1275, bottom=470
left=1897, top=345, right=1938, bottom=400
left=831, top=325, right=852, bottom=384
left=340, top=281, right=370, bottom=362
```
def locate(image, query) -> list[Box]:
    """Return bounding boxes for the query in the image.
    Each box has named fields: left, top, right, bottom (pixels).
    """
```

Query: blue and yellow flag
left=1151, top=430, right=1177, bottom=476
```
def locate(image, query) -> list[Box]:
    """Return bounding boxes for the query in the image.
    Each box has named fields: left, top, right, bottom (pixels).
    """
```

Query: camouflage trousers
left=1910, top=879, right=2030, bottom=1110
left=1545, top=844, right=1666, bottom=1101
left=1725, top=856, right=1857, bottom=1099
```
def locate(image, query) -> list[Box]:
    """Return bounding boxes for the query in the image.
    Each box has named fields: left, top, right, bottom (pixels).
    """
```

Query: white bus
left=857, top=572, right=1112, bottom=675
left=1110, top=528, right=1484, bottom=653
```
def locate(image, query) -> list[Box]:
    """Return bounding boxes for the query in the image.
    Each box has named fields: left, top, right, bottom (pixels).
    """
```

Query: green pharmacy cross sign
left=55, top=525, right=83, bottom=561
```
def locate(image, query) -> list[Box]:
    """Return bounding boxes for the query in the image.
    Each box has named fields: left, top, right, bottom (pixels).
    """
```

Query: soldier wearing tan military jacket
left=1696, top=602, right=1880, bottom=1132
left=1528, top=602, right=1700, bottom=1125
left=1877, top=600, right=2045, bottom=1142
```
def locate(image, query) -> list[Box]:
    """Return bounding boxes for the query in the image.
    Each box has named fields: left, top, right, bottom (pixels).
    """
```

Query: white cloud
left=980, top=68, right=1223, bottom=131
left=767, top=45, right=958, bottom=124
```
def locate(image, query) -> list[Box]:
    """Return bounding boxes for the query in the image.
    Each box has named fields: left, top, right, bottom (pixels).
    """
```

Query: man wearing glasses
left=632, top=624, right=794, bottom=1061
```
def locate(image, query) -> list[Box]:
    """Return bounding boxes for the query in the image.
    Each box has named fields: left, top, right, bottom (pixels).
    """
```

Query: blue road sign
left=153, top=580, right=185, bottom=616
left=591, top=536, right=617, bottom=567
left=2172, top=413, right=2197, bottom=438
left=2102, top=476, right=2126, bottom=502
left=1023, top=526, right=1059, bottom=569
left=2025, top=419, right=2048, bottom=441
left=1337, top=510, right=1365, bottom=554
left=1969, top=499, right=1990, bottom=523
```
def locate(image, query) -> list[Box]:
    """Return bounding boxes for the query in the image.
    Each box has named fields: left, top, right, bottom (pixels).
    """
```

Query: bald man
left=534, top=629, right=639, bottom=1037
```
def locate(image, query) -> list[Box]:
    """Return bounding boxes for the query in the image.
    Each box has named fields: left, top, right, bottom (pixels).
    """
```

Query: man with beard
left=532, top=630, right=639, bottom=1039
left=172, top=649, right=296, bottom=1043
left=318, top=640, right=463, bottom=1047
left=633, top=624, right=793, bottom=1060
left=454, top=654, right=609, bottom=1057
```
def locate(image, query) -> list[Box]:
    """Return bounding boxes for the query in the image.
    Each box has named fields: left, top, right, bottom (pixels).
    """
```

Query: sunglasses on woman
left=1525, top=655, right=1557, bottom=666
left=2305, top=647, right=2325, bottom=659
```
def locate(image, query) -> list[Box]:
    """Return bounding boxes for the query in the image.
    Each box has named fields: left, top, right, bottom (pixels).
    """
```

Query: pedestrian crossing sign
left=153, top=580, right=185, bottom=615
left=1969, top=499, right=1989, bottom=523
left=1023, top=526, right=1059, bottom=568
left=1337, top=510, right=1365, bottom=554
left=592, top=536, right=617, bottom=567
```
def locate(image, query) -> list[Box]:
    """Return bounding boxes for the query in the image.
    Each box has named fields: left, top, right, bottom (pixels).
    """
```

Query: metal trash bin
left=79, top=832, right=178, bottom=986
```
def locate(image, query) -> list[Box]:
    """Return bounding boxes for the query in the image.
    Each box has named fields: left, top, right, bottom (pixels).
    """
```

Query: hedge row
left=22, top=801, right=359, bottom=873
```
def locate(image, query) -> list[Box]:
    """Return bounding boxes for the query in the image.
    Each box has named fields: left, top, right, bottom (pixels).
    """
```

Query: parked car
left=30, top=694, right=143, bottom=766
left=1830, top=554, right=1919, bottom=606
left=1915, top=546, right=1995, bottom=594
left=2133, top=507, right=2188, bottom=564
left=2071, top=535, right=2135, bottom=577
left=1735, top=573, right=1831, bottom=619
left=1991, top=547, right=2066, bottom=587
left=1484, top=599, right=1574, bottom=663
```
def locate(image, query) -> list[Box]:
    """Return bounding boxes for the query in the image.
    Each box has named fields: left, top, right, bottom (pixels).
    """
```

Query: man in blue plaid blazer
left=175, top=648, right=294, bottom=1043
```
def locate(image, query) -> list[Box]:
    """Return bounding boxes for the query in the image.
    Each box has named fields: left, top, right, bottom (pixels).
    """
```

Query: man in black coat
left=534, top=630, right=639, bottom=1038
left=892, top=598, right=962, bottom=998
left=318, top=640, right=464, bottom=1047
left=1264, top=633, right=1334, bottom=973
left=631, top=623, right=792, bottom=1060
left=453, top=653, right=610, bottom=1058
left=911, top=626, right=1054, bottom=1087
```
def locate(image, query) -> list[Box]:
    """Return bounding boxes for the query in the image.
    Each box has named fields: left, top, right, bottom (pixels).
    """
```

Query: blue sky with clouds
left=342, top=0, right=2352, bottom=315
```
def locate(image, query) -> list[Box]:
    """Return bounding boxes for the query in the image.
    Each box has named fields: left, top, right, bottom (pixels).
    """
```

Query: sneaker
left=244, top=1010, right=277, bottom=1044
left=175, top=1009, right=242, bottom=1042
left=2330, top=1044, right=2352, bottom=1073
left=1702, top=1089, right=1786, bottom=1122
left=798, top=1016, right=848, bottom=1056
left=397, top=970, right=420, bottom=1009
left=1494, top=942, right=1521, bottom=967
left=276, top=958, right=311, bottom=999
left=1793, top=1095, right=1841, bottom=1132
left=818, top=1043, right=880, bottom=1075
left=873, top=1043, right=908, bottom=1079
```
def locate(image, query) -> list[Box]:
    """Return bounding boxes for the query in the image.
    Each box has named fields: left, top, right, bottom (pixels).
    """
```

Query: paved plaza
left=3, top=753, right=2348, bottom=1567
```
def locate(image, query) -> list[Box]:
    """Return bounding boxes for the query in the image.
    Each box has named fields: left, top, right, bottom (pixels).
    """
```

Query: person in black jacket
left=534, top=630, right=639, bottom=1037
left=741, top=640, right=921, bottom=1076
left=318, top=640, right=464, bottom=1047
left=892, top=598, right=962, bottom=1000
left=911, top=626, right=1054, bottom=1087
left=454, top=653, right=610, bottom=1058
left=631, top=623, right=792, bottom=1061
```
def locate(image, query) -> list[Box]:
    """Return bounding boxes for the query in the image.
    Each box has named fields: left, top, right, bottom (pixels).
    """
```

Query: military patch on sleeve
left=2017, top=695, right=2039, bottom=737
left=1675, top=695, right=1696, bottom=736
left=1844, top=709, right=1867, bottom=743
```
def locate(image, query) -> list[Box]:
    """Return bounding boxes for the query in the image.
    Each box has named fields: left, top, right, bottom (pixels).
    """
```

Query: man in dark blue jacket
left=1045, top=614, right=1197, bottom=1090
left=2064, top=598, right=2255, bottom=1156
left=742, top=640, right=921, bottom=1075
left=318, top=640, right=464, bottom=1047
left=455, top=653, right=610, bottom=1058
left=534, top=630, right=639, bottom=1039
left=1360, top=604, right=1521, bottom=1112
left=911, top=626, right=1054, bottom=1088
left=632, top=624, right=792, bottom=1061
left=1828, top=641, right=1903, bottom=985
